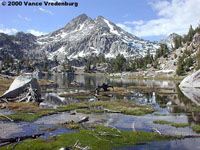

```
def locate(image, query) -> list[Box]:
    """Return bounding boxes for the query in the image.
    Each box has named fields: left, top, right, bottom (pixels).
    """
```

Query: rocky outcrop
left=39, top=93, right=67, bottom=108
left=193, top=33, right=200, bottom=45
left=160, top=33, right=181, bottom=50
left=179, top=70, right=200, bottom=105
left=180, top=87, right=200, bottom=106
left=179, top=70, right=200, bottom=88
left=0, top=75, right=41, bottom=102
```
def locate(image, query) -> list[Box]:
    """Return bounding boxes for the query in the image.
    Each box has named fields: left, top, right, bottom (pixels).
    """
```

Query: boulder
left=0, top=75, right=41, bottom=102
left=179, top=70, right=200, bottom=88
left=179, top=70, right=200, bottom=106
left=180, top=87, right=200, bottom=106
left=193, top=33, right=200, bottom=45
left=40, top=93, right=67, bottom=108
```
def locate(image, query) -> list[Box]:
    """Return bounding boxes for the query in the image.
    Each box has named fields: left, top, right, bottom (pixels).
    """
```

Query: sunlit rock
left=179, top=70, right=200, bottom=88
left=0, top=75, right=41, bottom=102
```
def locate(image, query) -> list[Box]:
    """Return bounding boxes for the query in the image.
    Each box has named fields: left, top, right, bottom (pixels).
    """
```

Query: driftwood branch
left=0, top=98, right=8, bottom=104
left=73, top=140, right=91, bottom=150
left=0, top=113, right=13, bottom=122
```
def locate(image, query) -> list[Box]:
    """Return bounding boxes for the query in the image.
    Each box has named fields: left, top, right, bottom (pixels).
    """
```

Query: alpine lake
left=0, top=73, right=200, bottom=150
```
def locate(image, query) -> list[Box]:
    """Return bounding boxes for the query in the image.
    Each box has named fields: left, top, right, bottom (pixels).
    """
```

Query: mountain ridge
left=0, top=14, right=159, bottom=62
left=36, top=14, right=159, bottom=61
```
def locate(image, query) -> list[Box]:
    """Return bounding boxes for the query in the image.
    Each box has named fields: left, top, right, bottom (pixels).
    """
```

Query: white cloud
left=38, top=7, right=54, bottom=15
left=0, top=24, right=18, bottom=34
left=118, top=0, right=200, bottom=38
left=27, top=29, right=47, bottom=36
left=0, top=25, right=46, bottom=36
left=17, top=14, right=31, bottom=22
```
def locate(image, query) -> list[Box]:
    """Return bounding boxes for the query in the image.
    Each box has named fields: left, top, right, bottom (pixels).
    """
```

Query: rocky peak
left=63, top=13, right=93, bottom=30
left=168, top=33, right=180, bottom=39
left=193, top=33, right=200, bottom=45
left=15, top=32, right=36, bottom=42
left=95, top=16, right=118, bottom=32
left=70, top=13, right=91, bottom=24
left=160, top=33, right=181, bottom=50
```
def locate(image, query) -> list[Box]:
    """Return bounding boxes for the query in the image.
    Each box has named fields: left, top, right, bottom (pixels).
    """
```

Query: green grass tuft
left=191, top=124, right=200, bottom=133
left=153, top=120, right=189, bottom=128
left=1, top=126, right=175, bottom=150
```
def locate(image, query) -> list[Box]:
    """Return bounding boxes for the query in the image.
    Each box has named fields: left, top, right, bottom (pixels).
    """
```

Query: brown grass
left=0, top=77, right=13, bottom=96
left=38, top=79, right=55, bottom=86
left=4, top=102, right=40, bottom=112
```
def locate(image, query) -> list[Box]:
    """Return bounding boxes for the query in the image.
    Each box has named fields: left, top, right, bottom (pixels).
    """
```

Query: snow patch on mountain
left=35, top=14, right=159, bottom=61
left=103, top=19, right=121, bottom=36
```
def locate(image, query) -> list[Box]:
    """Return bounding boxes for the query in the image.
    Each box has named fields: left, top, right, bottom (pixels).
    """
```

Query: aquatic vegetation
left=76, top=108, right=105, bottom=114
left=0, top=102, right=56, bottom=122
left=1, top=126, right=174, bottom=150
left=60, top=100, right=154, bottom=116
left=154, top=120, right=200, bottom=133
left=153, top=120, right=189, bottom=128
left=89, top=100, right=154, bottom=115
left=0, top=85, right=153, bottom=121
left=191, top=124, right=200, bottom=133
left=62, top=121, right=80, bottom=129
left=0, top=109, right=56, bottom=122
left=0, top=100, right=154, bottom=122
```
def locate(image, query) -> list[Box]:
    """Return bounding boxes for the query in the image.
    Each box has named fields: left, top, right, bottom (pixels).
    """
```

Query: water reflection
left=42, top=73, right=200, bottom=124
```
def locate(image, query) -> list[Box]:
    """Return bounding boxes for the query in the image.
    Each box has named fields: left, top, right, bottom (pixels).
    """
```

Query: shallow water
left=115, top=138, right=200, bottom=150
left=1, top=73, right=200, bottom=149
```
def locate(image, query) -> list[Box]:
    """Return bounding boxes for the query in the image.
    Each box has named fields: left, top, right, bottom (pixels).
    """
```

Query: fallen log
left=0, top=133, right=44, bottom=147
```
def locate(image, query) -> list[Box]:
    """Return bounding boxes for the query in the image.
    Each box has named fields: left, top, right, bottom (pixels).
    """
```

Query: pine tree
left=174, top=36, right=182, bottom=49
left=176, top=56, right=185, bottom=75
left=84, top=59, right=91, bottom=72
left=113, top=54, right=126, bottom=72
left=155, top=44, right=169, bottom=58
left=187, top=25, right=195, bottom=42
left=194, top=24, right=200, bottom=34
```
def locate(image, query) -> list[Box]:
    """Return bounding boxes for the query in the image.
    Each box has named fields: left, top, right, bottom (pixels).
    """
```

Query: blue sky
left=0, top=0, right=200, bottom=41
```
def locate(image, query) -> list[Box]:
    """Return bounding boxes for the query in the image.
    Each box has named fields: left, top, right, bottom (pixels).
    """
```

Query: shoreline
left=76, top=71, right=185, bottom=81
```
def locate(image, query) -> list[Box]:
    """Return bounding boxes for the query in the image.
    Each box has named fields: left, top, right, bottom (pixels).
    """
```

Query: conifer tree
left=187, top=25, right=195, bottom=42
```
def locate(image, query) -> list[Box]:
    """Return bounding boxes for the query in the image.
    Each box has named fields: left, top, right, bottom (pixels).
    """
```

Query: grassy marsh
left=1, top=126, right=174, bottom=150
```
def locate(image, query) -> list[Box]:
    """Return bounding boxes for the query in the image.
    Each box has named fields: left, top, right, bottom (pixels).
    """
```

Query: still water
left=1, top=73, right=200, bottom=149
left=44, top=73, right=200, bottom=150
